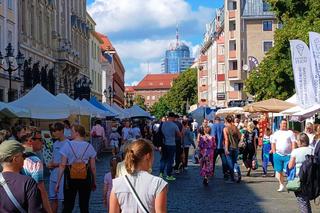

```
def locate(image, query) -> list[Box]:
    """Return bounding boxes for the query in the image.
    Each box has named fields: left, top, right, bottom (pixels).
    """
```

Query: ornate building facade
left=17, top=0, right=89, bottom=98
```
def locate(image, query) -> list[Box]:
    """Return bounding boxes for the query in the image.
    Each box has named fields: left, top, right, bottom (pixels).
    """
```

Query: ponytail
left=124, top=139, right=154, bottom=174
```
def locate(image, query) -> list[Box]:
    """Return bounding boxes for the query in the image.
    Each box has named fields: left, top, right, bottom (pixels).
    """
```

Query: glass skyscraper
left=162, top=43, right=195, bottom=73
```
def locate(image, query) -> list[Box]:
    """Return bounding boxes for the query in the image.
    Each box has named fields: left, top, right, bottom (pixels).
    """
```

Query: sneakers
left=166, top=176, right=176, bottom=181
left=184, top=167, right=188, bottom=170
left=277, top=184, right=286, bottom=192
left=174, top=170, right=180, bottom=174
left=159, top=173, right=163, bottom=178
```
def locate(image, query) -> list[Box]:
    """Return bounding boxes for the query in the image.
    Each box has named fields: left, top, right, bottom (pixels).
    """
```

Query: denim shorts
left=273, top=153, right=290, bottom=173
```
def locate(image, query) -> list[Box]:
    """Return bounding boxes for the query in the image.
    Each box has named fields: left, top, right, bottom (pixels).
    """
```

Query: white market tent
left=8, top=84, right=72, bottom=119
left=110, top=103, right=130, bottom=120
left=0, top=102, right=30, bottom=118
left=125, top=105, right=151, bottom=118
left=101, top=103, right=119, bottom=117
left=55, top=93, right=80, bottom=115
left=286, top=94, right=298, bottom=104
left=215, top=107, right=245, bottom=117
left=291, top=104, right=320, bottom=121
left=75, top=99, right=113, bottom=118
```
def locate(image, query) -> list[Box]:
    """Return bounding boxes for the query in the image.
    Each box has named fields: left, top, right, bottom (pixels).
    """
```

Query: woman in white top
left=110, top=139, right=168, bottom=213
left=288, top=133, right=312, bottom=213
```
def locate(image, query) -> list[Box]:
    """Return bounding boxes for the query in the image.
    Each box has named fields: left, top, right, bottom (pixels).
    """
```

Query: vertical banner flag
left=290, top=40, right=315, bottom=108
left=309, top=32, right=320, bottom=103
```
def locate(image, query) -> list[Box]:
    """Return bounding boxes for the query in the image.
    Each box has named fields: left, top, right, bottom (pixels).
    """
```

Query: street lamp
left=0, top=43, right=25, bottom=102
left=124, top=93, right=133, bottom=108
left=103, top=85, right=115, bottom=105
left=73, top=75, right=92, bottom=100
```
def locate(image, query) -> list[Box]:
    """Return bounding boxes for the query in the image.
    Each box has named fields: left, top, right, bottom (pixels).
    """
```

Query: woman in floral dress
left=198, top=125, right=216, bottom=185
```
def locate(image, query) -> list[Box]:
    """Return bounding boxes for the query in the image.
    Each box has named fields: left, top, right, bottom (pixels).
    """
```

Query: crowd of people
left=1, top=113, right=320, bottom=212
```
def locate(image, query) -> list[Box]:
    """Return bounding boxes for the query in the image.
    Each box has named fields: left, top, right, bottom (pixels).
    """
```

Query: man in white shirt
left=271, top=119, right=296, bottom=192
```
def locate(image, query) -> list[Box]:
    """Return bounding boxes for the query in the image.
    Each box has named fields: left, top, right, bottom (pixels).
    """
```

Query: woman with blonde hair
left=110, top=139, right=168, bottom=213
left=241, top=121, right=258, bottom=176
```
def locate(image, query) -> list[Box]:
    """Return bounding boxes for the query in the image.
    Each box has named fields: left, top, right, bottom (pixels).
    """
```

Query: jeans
left=160, top=145, right=176, bottom=176
left=226, top=148, right=239, bottom=181
left=262, top=143, right=274, bottom=174
left=174, top=141, right=183, bottom=170
left=295, top=191, right=312, bottom=213
left=213, top=148, right=228, bottom=175
left=183, top=147, right=190, bottom=167
left=242, top=143, right=255, bottom=169
left=63, top=169, right=92, bottom=213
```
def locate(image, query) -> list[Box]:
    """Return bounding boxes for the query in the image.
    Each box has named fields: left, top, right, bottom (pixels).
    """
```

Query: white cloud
left=88, top=0, right=192, bottom=33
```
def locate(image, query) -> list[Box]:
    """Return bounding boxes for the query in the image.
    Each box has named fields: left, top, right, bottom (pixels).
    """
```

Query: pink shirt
left=91, top=124, right=106, bottom=140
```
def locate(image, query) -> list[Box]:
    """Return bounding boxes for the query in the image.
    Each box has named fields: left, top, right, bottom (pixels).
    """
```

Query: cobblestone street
left=45, top=150, right=320, bottom=213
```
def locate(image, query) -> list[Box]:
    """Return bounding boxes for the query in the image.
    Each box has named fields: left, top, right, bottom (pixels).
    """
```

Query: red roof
left=135, top=73, right=179, bottom=90
left=96, top=32, right=115, bottom=51
left=125, top=86, right=135, bottom=93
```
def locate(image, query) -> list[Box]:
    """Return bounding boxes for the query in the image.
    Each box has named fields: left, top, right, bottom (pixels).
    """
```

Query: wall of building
left=135, top=89, right=170, bottom=108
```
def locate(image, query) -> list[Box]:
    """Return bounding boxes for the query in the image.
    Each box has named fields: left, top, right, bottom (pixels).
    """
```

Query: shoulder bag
left=0, top=173, right=27, bottom=213
left=124, top=175, right=150, bottom=213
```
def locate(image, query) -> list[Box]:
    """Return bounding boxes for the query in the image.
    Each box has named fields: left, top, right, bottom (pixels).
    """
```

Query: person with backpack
left=223, top=115, right=241, bottom=183
left=271, top=119, right=296, bottom=192
left=55, top=124, right=97, bottom=213
left=288, top=133, right=313, bottom=213
left=241, top=122, right=258, bottom=177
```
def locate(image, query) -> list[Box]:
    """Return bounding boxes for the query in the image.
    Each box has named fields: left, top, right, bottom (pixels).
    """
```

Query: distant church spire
left=176, top=24, right=180, bottom=49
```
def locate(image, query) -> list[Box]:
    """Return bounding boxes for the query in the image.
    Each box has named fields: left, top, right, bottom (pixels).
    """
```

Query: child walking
left=262, top=128, right=274, bottom=177
left=109, top=125, right=121, bottom=156
left=103, top=156, right=120, bottom=211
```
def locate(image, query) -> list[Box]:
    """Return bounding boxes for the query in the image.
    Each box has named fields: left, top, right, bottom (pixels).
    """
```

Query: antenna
left=176, top=23, right=179, bottom=48
left=147, top=61, right=150, bottom=74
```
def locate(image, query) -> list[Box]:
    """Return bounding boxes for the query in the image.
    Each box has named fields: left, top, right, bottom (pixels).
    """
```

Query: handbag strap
left=124, top=175, right=149, bottom=213
left=0, top=173, right=26, bottom=213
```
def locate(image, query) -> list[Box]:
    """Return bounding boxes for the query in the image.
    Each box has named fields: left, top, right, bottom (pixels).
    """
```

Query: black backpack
left=152, top=122, right=164, bottom=148
left=299, top=142, right=320, bottom=200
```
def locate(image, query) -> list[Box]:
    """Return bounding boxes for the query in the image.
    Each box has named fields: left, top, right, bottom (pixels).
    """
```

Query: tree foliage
left=150, top=68, right=198, bottom=119
left=133, top=95, right=146, bottom=110
left=245, top=0, right=320, bottom=101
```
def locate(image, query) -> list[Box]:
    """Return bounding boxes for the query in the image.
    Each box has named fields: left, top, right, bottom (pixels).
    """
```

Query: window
left=263, top=41, right=273, bottom=52
left=0, top=88, right=4, bottom=102
left=231, top=61, right=238, bottom=70
left=263, top=21, right=272, bottom=31
left=8, top=0, right=13, bottom=10
left=234, top=83, right=243, bottom=91
left=201, top=92, right=208, bottom=100
left=152, top=96, right=155, bottom=100
left=218, top=45, right=224, bottom=55
left=7, top=30, right=12, bottom=43
left=200, top=77, right=208, bottom=86
left=147, top=96, right=150, bottom=100
left=228, top=1, right=237, bottom=10
left=263, top=1, right=270, bottom=12
left=229, top=20, right=236, bottom=31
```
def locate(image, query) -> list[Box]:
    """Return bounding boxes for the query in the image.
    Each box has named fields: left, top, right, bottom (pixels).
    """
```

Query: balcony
left=218, top=55, right=225, bottom=63
left=217, top=74, right=225, bottom=81
left=229, top=50, right=237, bottom=58
left=228, top=70, right=239, bottom=79
left=230, top=31, right=235, bottom=40
left=228, top=91, right=241, bottom=100
left=229, top=10, right=236, bottom=19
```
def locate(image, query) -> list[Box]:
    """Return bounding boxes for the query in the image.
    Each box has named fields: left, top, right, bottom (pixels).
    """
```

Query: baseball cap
left=0, top=140, right=25, bottom=162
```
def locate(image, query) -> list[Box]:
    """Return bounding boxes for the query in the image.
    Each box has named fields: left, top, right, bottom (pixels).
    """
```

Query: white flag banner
left=309, top=32, right=320, bottom=103
left=290, top=40, right=315, bottom=108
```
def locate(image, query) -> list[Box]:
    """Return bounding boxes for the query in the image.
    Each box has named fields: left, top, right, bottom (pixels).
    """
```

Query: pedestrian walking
left=198, top=126, right=216, bottom=185
left=173, top=114, right=183, bottom=173
left=191, top=119, right=198, bottom=139
left=159, top=112, right=181, bottom=181
left=262, top=128, right=274, bottom=177
left=109, top=139, right=168, bottom=213
left=271, top=119, right=296, bottom=192
left=91, top=120, right=106, bottom=160
left=55, top=124, right=97, bottom=213
left=241, top=122, right=258, bottom=176
left=182, top=120, right=195, bottom=169
left=20, top=130, right=52, bottom=213
left=63, top=120, right=72, bottom=140
left=110, top=125, right=121, bottom=156
left=0, top=140, right=44, bottom=212
left=223, top=115, right=241, bottom=183
left=103, top=156, right=121, bottom=211
left=211, top=116, right=228, bottom=179
left=287, top=133, right=312, bottom=213
left=47, top=122, right=69, bottom=213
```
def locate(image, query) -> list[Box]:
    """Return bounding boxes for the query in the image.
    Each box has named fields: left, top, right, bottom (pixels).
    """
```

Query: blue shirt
left=161, top=121, right=179, bottom=146
left=211, top=123, right=225, bottom=149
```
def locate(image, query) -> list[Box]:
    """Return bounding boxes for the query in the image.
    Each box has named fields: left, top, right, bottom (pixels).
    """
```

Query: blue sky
left=87, top=0, right=223, bottom=85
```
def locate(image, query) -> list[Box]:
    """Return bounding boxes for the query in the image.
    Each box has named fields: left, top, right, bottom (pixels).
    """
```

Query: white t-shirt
left=271, top=130, right=296, bottom=156
left=291, top=146, right=312, bottom=176
left=112, top=171, right=167, bottom=213
left=60, top=140, right=97, bottom=165
left=131, top=127, right=141, bottom=139
left=50, top=139, right=69, bottom=181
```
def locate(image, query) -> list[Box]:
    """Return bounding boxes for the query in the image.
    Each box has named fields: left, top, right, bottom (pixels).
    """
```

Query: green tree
left=150, top=68, right=198, bottom=118
left=133, top=94, right=146, bottom=110
left=245, top=0, right=320, bottom=101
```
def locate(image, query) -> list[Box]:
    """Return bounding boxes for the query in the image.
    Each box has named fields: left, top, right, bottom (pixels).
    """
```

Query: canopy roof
left=125, top=105, right=151, bottom=118
left=90, top=97, right=117, bottom=117
left=215, top=107, right=245, bottom=117
left=0, top=102, right=30, bottom=118
left=76, top=99, right=114, bottom=118
left=291, top=104, right=320, bottom=121
left=55, top=93, right=80, bottom=115
left=243, top=98, right=296, bottom=113
left=109, top=103, right=130, bottom=120
left=9, top=84, right=71, bottom=119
